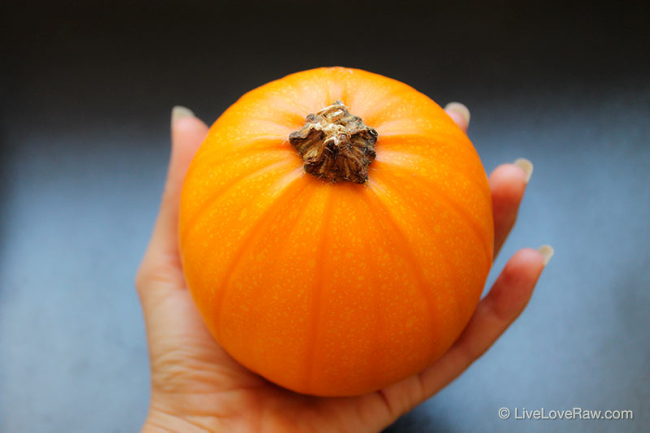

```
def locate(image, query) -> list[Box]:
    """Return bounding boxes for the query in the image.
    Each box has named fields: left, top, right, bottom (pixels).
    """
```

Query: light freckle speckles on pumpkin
left=179, top=67, right=493, bottom=396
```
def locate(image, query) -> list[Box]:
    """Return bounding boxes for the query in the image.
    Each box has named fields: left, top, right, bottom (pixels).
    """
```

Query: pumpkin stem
left=289, top=101, right=378, bottom=184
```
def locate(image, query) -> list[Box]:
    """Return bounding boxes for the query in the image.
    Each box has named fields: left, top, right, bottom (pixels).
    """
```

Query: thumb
left=136, top=106, right=209, bottom=292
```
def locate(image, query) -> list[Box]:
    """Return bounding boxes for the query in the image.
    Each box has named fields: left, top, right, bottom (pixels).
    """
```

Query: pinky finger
left=416, top=246, right=553, bottom=398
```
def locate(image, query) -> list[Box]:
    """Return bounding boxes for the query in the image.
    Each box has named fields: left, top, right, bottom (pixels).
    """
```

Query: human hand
left=136, top=103, right=553, bottom=432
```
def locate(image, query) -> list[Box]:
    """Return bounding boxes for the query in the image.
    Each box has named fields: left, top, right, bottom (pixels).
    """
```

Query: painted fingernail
left=444, top=102, right=471, bottom=126
left=514, top=158, right=534, bottom=183
left=171, top=105, right=195, bottom=125
left=538, top=244, right=554, bottom=266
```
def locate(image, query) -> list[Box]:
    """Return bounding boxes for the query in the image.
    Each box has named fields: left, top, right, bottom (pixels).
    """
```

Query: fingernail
left=538, top=244, right=554, bottom=266
left=444, top=102, right=471, bottom=125
left=514, top=158, right=534, bottom=183
left=171, top=105, right=195, bottom=126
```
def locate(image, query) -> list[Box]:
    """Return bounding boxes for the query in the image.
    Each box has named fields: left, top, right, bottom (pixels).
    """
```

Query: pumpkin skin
left=179, top=67, right=494, bottom=397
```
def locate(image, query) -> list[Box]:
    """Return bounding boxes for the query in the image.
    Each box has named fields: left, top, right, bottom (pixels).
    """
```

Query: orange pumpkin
left=179, top=67, right=494, bottom=396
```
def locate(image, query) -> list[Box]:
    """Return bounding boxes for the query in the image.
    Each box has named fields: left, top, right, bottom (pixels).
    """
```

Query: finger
left=358, top=246, right=552, bottom=424
left=136, top=106, right=209, bottom=291
left=414, top=246, right=553, bottom=401
left=153, top=106, right=209, bottom=256
left=444, top=102, right=471, bottom=132
left=490, top=159, right=533, bottom=257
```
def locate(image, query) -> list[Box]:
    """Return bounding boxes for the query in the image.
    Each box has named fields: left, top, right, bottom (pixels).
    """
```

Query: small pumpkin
left=179, top=67, right=493, bottom=397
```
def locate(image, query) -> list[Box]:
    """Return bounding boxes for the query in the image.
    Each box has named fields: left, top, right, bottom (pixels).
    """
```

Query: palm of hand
left=137, top=105, right=549, bottom=432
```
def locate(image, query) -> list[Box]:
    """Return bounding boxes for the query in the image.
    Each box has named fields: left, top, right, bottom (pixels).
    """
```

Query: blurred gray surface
left=1, top=2, right=649, bottom=432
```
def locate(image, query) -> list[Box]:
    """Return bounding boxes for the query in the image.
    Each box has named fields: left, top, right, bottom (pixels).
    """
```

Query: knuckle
left=134, top=264, right=149, bottom=293
left=135, top=259, right=185, bottom=295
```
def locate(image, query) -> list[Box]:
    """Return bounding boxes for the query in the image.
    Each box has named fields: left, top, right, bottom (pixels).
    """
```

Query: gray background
left=1, top=1, right=648, bottom=432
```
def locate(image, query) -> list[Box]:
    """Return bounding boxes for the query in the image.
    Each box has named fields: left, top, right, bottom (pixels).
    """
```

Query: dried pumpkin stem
left=289, top=101, right=378, bottom=184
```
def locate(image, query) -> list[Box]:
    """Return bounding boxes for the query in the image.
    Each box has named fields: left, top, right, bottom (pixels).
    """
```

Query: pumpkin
left=179, top=67, right=494, bottom=397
